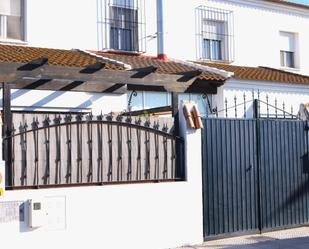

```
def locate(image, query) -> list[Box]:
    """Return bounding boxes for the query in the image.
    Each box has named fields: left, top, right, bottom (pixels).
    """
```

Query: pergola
left=0, top=47, right=227, bottom=184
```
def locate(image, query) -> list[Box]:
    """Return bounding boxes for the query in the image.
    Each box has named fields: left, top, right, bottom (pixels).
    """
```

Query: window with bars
left=196, top=6, right=234, bottom=62
left=97, top=0, right=146, bottom=53
left=0, top=0, right=25, bottom=41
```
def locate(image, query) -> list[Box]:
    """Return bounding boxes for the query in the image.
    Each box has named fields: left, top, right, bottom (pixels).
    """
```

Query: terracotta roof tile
left=265, top=0, right=309, bottom=10
left=195, top=62, right=309, bottom=84
left=94, top=51, right=227, bottom=82
left=0, top=44, right=124, bottom=70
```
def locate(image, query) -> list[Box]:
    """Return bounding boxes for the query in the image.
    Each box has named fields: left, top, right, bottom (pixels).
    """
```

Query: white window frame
left=202, top=20, right=225, bottom=61
left=279, top=31, right=298, bottom=69
left=0, top=0, right=26, bottom=42
left=109, top=5, right=138, bottom=52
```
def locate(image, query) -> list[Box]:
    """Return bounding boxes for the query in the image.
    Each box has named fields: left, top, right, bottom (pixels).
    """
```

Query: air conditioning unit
left=28, top=199, right=47, bottom=228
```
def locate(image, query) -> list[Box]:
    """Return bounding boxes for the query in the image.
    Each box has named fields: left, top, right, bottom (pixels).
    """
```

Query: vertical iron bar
left=2, top=83, right=12, bottom=187
left=225, top=98, right=228, bottom=118
left=126, top=117, right=132, bottom=181
left=243, top=93, right=246, bottom=118
left=43, top=116, right=50, bottom=185
left=275, top=99, right=278, bottom=119
left=154, top=121, right=160, bottom=179
left=136, top=118, right=142, bottom=180
left=257, top=90, right=261, bottom=118
left=171, top=137, right=176, bottom=179
left=97, top=114, right=103, bottom=183
left=234, top=96, right=237, bottom=118
left=54, top=115, right=62, bottom=184
left=107, top=116, right=113, bottom=181
left=116, top=116, right=123, bottom=181
left=266, top=95, right=269, bottom=118
left=253, top=99, right=260, bottom=119
left=76, top=114, right=83, bottom=183
left=144, top=120, right=150, bottom=180
left=87, top=114, right=93, bottom=183
left=64, top=114, right=72, bottom=184
left=20, top=122, right=28, bottom=186
left=32, top=118, right=39, bottom=186
left=11, top=125, right=15, bottom=186
left=162, top=124, right=168, bottom=179
left=283, top=102, right=286, bottom=119
left=291, top=106, right=293, bottom=119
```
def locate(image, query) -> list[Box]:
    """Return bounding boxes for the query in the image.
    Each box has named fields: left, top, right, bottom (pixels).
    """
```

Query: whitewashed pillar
left=178, top=100, right=204, bottom=244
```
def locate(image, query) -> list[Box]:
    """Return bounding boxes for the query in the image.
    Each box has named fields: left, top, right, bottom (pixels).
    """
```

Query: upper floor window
left=279, top=31, right=296, bottom=68
left=0, top=0, right=25, bottom=41
left=196, top=6, right=234, bottom=63
left=97, top=0, right=146, bottom=53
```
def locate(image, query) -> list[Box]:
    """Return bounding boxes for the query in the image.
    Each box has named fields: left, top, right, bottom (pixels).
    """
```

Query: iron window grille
left=196, top=6, right=234, bottom=63
left=97, top=0, right=146, bottom=53
left=0, top=0, right=25, bottom=41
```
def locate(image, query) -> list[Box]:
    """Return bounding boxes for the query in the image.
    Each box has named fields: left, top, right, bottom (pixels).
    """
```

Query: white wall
left=0, top=102, right=204, bottom=249
left=26, top=0, right=98, bottom=50
left=162, top=0, right=309, bottom=75
left=1, top=89, right=127, bottom=114
left=24, top=0, right=309, bottom=75
left=215, top=79, right=309, bottom=118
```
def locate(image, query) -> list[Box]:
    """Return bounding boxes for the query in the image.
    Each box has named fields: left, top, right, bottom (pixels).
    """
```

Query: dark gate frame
left=202, top=102, right=309, bottom=239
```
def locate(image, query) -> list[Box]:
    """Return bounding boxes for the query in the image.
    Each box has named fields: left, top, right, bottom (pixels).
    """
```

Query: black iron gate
left=202, top=118, right=309, bottom=239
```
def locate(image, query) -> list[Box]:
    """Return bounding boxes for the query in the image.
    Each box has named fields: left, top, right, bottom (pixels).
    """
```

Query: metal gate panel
left=259, top=120, right=309, bottom=231
left=202, top=118, right=259, bottom=237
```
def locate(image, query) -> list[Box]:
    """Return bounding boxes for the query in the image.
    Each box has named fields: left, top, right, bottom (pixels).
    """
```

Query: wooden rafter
left=0, top=61, right=199, bottom=93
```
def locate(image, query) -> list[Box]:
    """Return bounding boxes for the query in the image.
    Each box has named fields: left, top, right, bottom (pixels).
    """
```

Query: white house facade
left=4, top=0, right=306, bottom=75
left=1, top=1, right=309, bottom=248
left=1, top=0, right=309, bottom=116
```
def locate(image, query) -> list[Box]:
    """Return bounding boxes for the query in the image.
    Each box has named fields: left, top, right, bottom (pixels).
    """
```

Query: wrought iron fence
left=4, top=112, right=184, bottom=188
left=203, top=91, right=300, bottom=120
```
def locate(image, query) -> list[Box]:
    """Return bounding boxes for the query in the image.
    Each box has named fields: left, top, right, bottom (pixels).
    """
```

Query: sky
left=289, top=0, right=309, bottom=5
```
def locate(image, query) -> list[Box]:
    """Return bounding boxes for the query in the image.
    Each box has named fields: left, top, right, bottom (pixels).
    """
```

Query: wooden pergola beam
left=17, top=57, right=48, bottom=71
left=0, top=62, right=196, bottom=93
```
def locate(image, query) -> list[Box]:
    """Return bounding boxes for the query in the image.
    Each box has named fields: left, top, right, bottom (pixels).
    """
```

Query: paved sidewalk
left=174, top=227, right=309, bottom=249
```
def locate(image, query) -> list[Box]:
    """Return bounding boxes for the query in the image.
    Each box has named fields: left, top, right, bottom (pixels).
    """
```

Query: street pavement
left=173, top=227, right=309, bottom=249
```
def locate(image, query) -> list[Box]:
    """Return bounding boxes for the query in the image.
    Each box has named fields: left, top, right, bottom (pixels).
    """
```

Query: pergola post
left=172, top=92, right=184, bottom=179
left=2, top=83, right=12, bottom=187
left=171, top=92, right=179, bottom=136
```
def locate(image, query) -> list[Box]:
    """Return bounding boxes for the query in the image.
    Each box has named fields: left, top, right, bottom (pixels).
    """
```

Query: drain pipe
left=157, top=0, right=168, bottom=61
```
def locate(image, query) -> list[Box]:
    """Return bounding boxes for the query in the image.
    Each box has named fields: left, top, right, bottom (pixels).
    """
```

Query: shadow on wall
left=0, top=89, right=105, bottom=112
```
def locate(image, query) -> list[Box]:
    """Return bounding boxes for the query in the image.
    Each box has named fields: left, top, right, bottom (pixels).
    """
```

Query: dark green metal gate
left=202, top=118, right=309, bottom=239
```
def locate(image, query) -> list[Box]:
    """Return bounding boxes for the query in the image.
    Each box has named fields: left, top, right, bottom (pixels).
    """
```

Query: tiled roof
left=195, top=62, right=309, bottom=84
left=0, top=44, right=124, bottom=70
left=93, top=51, right=227, bottom=82
left=265, top=0, right=309, bottom=10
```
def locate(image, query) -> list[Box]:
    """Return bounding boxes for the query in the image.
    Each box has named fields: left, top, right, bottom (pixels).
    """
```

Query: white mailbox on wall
left=28, top=199, right=47, bottom=228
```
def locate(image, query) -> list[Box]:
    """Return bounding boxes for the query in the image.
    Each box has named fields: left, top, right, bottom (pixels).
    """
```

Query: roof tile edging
left=77, top=49, right=132, bottom=70
left=171, top=58, right=234, bottom=79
